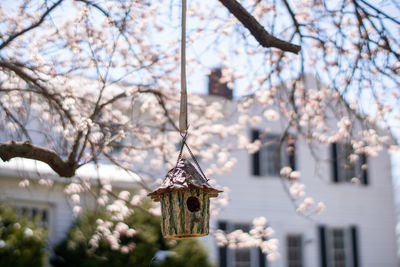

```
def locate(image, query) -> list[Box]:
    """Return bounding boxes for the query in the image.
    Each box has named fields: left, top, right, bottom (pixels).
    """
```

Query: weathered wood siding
left=160, top=188, right=210, bottom=238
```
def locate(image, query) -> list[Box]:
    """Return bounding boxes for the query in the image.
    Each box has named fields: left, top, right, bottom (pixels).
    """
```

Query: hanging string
left=184, top=141, right=209, bottom=182
left=176, top=132, right=187, bottom=168
left=176, top=132, right=209, bottom=182
left=175, top=0, right=208, bottom=183
left=179, top=0, right=188, bottom=133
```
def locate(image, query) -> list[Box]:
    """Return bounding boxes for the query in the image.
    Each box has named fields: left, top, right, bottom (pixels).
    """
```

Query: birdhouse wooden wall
left=148, top=158, right=221, bottom=239
left=160, top=187, right=210, bottom=238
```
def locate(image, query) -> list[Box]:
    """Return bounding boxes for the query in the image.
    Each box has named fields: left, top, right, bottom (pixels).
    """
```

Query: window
left=318, top=226, right=359, bottom=267
left=251, top=130, right=296, bottom=177
left=331, top=143, right=368, bottom=184
left=13, top=201, right=55, bottom=242
left=218, top=221, right=267, bottom=267
left=287, top=234, right=303, bottom=267
left=233, top=224, right=252, bottom=267
left=235, top=246, right=251, bottom=267
left=16, top=205, right=49, bottom=228
left=330, top=229, right=346, bottom=267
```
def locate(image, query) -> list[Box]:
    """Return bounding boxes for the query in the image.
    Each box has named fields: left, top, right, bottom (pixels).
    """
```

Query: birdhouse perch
left=148, top=158, right=222, bottom=239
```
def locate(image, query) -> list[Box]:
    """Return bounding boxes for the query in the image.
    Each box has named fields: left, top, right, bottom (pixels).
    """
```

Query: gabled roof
left=148, top=158, right=222, bottom=202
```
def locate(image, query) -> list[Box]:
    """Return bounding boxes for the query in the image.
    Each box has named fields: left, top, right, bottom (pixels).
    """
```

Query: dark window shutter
left=288, top=143, right=296, bottom=171
left=361, top=154, right=368, bottom=185
left=331, top=143, right=339, bottom=183
left=350, top=226, right=360, bottom=267
left=218, top=221, right=228, bottom=267
left=259, top=246, right=267, bottom=267
left=252, top=129, right=261, bottom=176
left=318, top=225, right=328, bottom=267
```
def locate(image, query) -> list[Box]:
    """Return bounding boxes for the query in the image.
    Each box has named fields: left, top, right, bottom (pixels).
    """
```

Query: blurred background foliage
left=52, top=203, right=213, bottom=267
left=0, top=200, right=212, bottom=266
left=0, top=203, right=48, bottom=267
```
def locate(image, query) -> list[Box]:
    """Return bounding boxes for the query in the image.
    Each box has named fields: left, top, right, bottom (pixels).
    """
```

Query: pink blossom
left=280, top=167, right=292, bottom=177
left=72, top=205, right=82, bottom=217
left=263, top=109, right=279, bottom=121
left=118, top=191, right=130, bottom=201
left=252, top=217, right=267, bottom=228
left=315, top=202, right=326, bottom=214
left=120, top=246, right=129, bottom=254
left=115, top=222, right=129, bottom=234
left=71, top=194, right=80, bottom=204
left=290, top=171, right=301, bottom=179
left=18, top=179, right=30, bottom=188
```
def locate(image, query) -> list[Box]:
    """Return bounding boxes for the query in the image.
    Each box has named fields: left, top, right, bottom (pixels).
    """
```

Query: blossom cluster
left=280, top=167, right=326, bottom=215
left=214, top=216, right=280, bottom=261
left=89, top=219, right=137, bottom=254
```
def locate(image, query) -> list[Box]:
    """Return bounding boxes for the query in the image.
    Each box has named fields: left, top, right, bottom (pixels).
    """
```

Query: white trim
left=0, top=158, right=141, bottom=188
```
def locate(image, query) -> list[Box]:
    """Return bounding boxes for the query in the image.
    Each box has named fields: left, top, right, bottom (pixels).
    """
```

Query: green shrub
left=0, top=204, right=47, bottom=267
left=53, top=206, right=213, bottom=267
left=156, top=238, right=213, bottom=267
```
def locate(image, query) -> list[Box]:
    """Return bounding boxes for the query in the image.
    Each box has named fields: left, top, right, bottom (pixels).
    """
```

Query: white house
left=202, top=73, right=398, bottom=267
left=206, top=119, right=398, bottom=267
left=0, top=73, right=397, bottom=267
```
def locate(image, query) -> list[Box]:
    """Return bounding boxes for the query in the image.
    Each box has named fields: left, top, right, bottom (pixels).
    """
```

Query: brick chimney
left=208, top=68, right=233, bottom=99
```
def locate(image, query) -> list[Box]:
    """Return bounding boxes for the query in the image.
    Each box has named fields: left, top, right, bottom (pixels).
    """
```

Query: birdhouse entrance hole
left=187, top=196, right=200, bottom=212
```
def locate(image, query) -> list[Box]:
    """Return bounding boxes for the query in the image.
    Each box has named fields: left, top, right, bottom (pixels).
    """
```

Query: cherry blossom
left=0, top=0, right=398, bottom=261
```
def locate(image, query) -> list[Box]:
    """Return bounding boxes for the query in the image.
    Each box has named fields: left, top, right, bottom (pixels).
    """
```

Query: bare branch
left=0, top=60, right=75, bottom=124
left=218, top=0, right=301, bottom=54
left=76, top=0, right=109, bottom=17
left=0, top=0, right=64, bottom=50
left=0, top=102, right=31, bottom=141
left=0, top=141, right=77, bottom=177
left=281, top=0, right=302, bottom=34
left=358, top=0, right=400, bottom=24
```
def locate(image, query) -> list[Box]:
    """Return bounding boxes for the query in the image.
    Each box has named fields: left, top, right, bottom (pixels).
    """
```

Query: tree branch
left=0, top=60, right=75, bottom=124
left=281, top=0, right=302, bottom=34
left=0, top=0, right=64, bottom=50
left=67, top=130, right=83, bottom=165
left=0, top=141, right=77, bottom=177
left=358, top=0, right=400, bottom=25
left=0, top=102, right=31, bottom=141
left=76, top=0, right=109, bottom=17
left=218, top=0, right=301, bottom=54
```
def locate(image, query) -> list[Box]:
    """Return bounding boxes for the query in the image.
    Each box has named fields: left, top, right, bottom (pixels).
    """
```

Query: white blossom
left=263, top=109, right=279, bottom=121
left=71, top=194, right=80, bottom=204
left=315, top=202, right=326, bottom=214
left=290, top=171, right=301, bottom=180
left=72, top=205, right=82, bottom=217
left=18, top=179, right=30, bottom=188
left=280, top=167, right=292, bottom=177
left=24, top=228, right=33, bottom=237
left=118, top=191, right=130, bottom=202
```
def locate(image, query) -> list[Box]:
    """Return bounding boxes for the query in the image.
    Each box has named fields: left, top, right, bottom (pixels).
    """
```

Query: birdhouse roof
left=148, top=158, right=222, bottom=201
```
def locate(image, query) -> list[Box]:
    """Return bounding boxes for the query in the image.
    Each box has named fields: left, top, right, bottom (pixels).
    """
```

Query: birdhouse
left=148, top=158, right=222, bottom=239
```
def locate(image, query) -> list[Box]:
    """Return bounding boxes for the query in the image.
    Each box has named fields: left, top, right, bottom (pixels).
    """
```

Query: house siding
left=209, top=136, right=397, bottom=267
